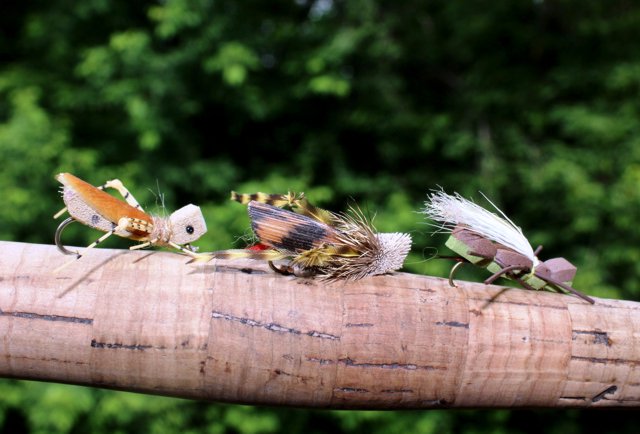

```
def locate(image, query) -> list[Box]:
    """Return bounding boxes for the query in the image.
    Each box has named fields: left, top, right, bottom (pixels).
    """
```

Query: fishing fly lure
left=54, top=173, right=207, bottom=270
left=196, top=191, right=412, bottom=281
left=423, top=190, right=594, bottom=304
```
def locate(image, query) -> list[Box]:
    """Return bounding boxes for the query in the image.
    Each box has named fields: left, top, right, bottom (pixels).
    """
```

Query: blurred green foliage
left=2, top=0, right=640, bottom=432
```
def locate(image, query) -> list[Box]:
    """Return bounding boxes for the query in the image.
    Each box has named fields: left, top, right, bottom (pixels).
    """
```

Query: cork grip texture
left=1, top=241, right=639, bottom=408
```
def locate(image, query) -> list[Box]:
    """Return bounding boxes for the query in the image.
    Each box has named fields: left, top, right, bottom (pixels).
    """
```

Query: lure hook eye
left=55, top=217, right=81, bottom=256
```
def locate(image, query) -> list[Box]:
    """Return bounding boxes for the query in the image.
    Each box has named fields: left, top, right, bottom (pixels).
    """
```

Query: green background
left=2, top=0, right=639, bottom=432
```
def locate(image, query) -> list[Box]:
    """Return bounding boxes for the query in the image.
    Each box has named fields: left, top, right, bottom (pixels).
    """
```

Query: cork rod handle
left=0, top=241, right=638, bottom=408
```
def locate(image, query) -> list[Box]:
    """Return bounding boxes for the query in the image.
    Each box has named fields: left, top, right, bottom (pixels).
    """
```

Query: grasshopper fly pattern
left=198, top=191, right=412, bottom=281
left=423, top=190, right=594, bottom=304
left=54, top=173, right=207, bottom=270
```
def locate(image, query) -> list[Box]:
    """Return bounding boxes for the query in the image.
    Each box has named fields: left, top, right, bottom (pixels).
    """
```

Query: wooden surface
left=0, top=240, right=639, bottom=408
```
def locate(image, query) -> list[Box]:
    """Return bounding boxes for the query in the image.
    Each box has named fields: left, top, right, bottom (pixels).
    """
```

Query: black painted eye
left=186, top=225, right=194, bottom=234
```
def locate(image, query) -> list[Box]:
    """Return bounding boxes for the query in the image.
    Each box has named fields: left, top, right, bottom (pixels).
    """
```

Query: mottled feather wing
left=248, top=201, right=340, bottom=252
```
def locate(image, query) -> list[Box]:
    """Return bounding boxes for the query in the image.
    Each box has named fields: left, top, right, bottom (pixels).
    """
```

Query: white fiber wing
left=423, top=190, right=535, bottom=261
